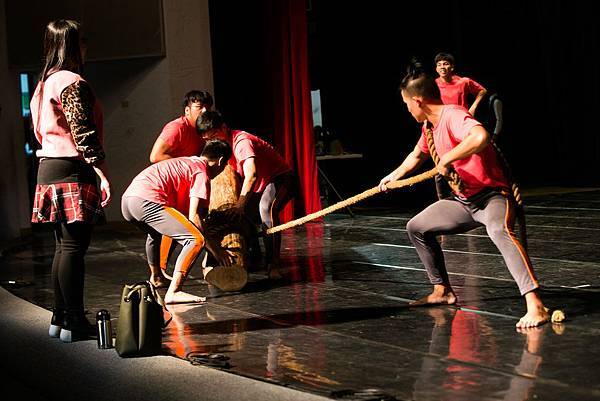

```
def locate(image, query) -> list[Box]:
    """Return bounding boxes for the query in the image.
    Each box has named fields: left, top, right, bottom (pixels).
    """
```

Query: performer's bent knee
left=486, top=224, right=510, bottom=242
left=406, top=217, right=425, bottom=238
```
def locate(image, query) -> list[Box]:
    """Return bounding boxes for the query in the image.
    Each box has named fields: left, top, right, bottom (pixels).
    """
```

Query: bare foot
left=410, top=284, right=457, bottom=306
left=165, top=290, right=206, bottom=305
left=516, top=307, right=549, bottom=329
left=150, top=274, right=171, bottom=288
left=517, top=291, right=550, bottom=329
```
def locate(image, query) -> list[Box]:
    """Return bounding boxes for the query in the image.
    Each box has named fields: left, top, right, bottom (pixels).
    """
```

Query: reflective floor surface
left=2, top=190, right=600, bottom=401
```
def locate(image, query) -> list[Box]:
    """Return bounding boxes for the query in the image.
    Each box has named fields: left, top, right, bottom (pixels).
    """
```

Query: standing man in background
left=434, top=52, right=487, bottom=116
left=149, top=90, right=213, bottom=163
left=433, top=53, right=487, bottom=199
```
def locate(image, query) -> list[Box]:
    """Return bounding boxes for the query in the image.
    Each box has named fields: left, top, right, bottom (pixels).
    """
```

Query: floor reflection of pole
left=266, top=224, right=333, bottom=386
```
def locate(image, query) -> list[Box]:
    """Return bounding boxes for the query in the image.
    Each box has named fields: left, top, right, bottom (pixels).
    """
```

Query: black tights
left=52, top=223, right=92, bottom=314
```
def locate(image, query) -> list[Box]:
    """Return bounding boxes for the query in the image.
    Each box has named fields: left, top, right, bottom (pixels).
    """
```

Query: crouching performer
left=121, top=139, right=235, bottom=304
left=379, top=62, right=549, bottom=328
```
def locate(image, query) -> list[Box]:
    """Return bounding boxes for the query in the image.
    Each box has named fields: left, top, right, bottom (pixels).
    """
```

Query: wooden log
left=203, top=165, right=248, bottom=291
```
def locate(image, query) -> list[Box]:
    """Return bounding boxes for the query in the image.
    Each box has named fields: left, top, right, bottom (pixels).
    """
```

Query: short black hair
left=399, top=58, right=441, bottom=100
left=434, top=52, right=455, bottom=66
left=201, top=139, right=232, bottom=161
left=183, top=90, right=213, bottom=109
left=196, top=110, right=225, bottom=135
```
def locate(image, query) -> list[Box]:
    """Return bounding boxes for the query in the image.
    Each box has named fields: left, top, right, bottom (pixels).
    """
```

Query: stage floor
left=2, top=190, right=600, bottom=401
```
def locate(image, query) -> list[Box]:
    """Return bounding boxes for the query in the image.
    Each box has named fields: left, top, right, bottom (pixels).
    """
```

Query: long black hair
left=34, top=20, right=83, bottom=134
left=39, top=19, right=83, bottom=82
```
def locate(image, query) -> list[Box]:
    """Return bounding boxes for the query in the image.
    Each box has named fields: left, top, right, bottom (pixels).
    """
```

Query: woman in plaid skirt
left=30, top=20, right=111, bottom=342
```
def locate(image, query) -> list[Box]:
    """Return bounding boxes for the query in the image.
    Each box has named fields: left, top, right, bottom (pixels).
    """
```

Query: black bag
left=115, top=281, right=170, bottom=357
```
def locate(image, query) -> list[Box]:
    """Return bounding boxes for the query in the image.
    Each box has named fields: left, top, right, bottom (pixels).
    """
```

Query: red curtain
left=266, top=0, right=321, bottom=221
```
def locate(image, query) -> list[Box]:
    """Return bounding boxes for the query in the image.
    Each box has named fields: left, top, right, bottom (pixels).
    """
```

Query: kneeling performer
left=121, top=140, right=235, bottom=304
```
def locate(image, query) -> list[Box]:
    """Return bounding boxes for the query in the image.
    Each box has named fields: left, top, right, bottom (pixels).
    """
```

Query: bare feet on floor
left=164, top=290, right=206, bottom=305
left=517, top=291, right=550, bottom=329
left=516, top=306, right=550, bottom=329
left=410, top=284, right=457, bottom=306
left=149, top=274, right=171, bottom=288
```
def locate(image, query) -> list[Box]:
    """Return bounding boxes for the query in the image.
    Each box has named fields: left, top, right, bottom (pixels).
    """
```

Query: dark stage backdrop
left=209, top=0, right=321, bottom=220
left=210, top=0, right=600, bottom=210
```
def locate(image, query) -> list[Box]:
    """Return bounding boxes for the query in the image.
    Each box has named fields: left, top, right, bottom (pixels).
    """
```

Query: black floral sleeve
left=60, top=81, right=106, bottom=165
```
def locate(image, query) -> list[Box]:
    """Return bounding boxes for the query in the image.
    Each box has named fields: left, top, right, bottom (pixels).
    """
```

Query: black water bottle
left=96, top=309, right=113, bottom=349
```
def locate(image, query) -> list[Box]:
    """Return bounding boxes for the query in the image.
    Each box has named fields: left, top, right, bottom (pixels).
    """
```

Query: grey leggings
left=406, top=193, right=538, bottom=295
left=247, top=172, right=295, bottom=264
left=121, top=197, right=205, bottom=276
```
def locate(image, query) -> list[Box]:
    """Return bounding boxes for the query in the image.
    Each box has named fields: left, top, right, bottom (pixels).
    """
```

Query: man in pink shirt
left=434, top=53, right=488, bottom=200
left=149, top=90, right=213, bottom=276
left=379, top=62, right=549, bottom=329
left=149, top=90, right=213, bottom=162
left=122, top=139, right=237, bottom=304
left=197, top=111, right=295, bottom=280
left=435, top=53, right=487, bottom=116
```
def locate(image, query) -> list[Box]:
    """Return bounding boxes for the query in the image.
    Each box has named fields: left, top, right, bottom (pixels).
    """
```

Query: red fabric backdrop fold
left=266, top=0, right=321, bottom=221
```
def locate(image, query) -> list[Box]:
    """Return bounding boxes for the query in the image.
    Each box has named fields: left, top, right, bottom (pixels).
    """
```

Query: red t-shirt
left=231, top=130, right=291, bottom=193
left=123, top=156, right=210, bottom=213
left=158, top=116, right=205, bottom=158
left=436, top=75, right=485, bottom=109
left=417, top=105, right=509, bottom=198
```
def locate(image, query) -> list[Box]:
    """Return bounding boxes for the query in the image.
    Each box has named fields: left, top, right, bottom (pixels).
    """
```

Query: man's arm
left=379, top=144, right=430, bottom=191
left=149, top=137, right=174, bottom=163
left=438, top=125, right=490, bottom=177
left=188, top=197, right=234, bottom=266
left=235, top=157, right=257, bottom=210
left=468, top=87, right=488, bottom=116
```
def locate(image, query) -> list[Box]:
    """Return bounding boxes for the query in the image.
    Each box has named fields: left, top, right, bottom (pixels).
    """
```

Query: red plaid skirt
left=32, top=182, right=104, bottom=224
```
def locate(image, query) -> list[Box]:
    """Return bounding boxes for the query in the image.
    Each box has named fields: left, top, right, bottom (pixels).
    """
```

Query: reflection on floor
left=2, top=190, right=600, bottom=400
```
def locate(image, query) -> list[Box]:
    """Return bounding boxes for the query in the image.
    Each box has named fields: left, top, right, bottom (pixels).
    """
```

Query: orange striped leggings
left=405, top=192, right=538, bottom=295
left=121, top=197, right=204, bottom=276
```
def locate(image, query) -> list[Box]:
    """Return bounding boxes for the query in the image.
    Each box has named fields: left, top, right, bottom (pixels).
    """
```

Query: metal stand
left=317, top=166, right=355, bottom=217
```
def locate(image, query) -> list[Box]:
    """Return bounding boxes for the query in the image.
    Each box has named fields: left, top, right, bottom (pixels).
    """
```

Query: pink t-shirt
left=123, top=156, right=211, bottom=213
left=30, top=70, right=103, bottom=159
left=158, top=116, right=205, bottom=158
left=417, top=105, right=509, bottom=198
left=436, top=75, right=485, bottom=109
left=231, top=130, right=291, bottom=193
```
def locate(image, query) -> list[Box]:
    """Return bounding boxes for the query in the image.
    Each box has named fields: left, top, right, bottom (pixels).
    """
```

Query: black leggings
left=52, top=223, right=93, bottom=314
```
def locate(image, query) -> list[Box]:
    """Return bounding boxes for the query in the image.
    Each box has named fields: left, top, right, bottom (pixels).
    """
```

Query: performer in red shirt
left=379, top=61, right=549, bottom=328
left=434, top=52, right=487, bottom=116
left=197, top=111, right=295, bottom=280
left=122, top=140, right=235, bottom=304
left=433, top=52, right=488, bottom=200
left=149, top=90, right=213, bottom=277
left=149, top=90, right=213, bottom=162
